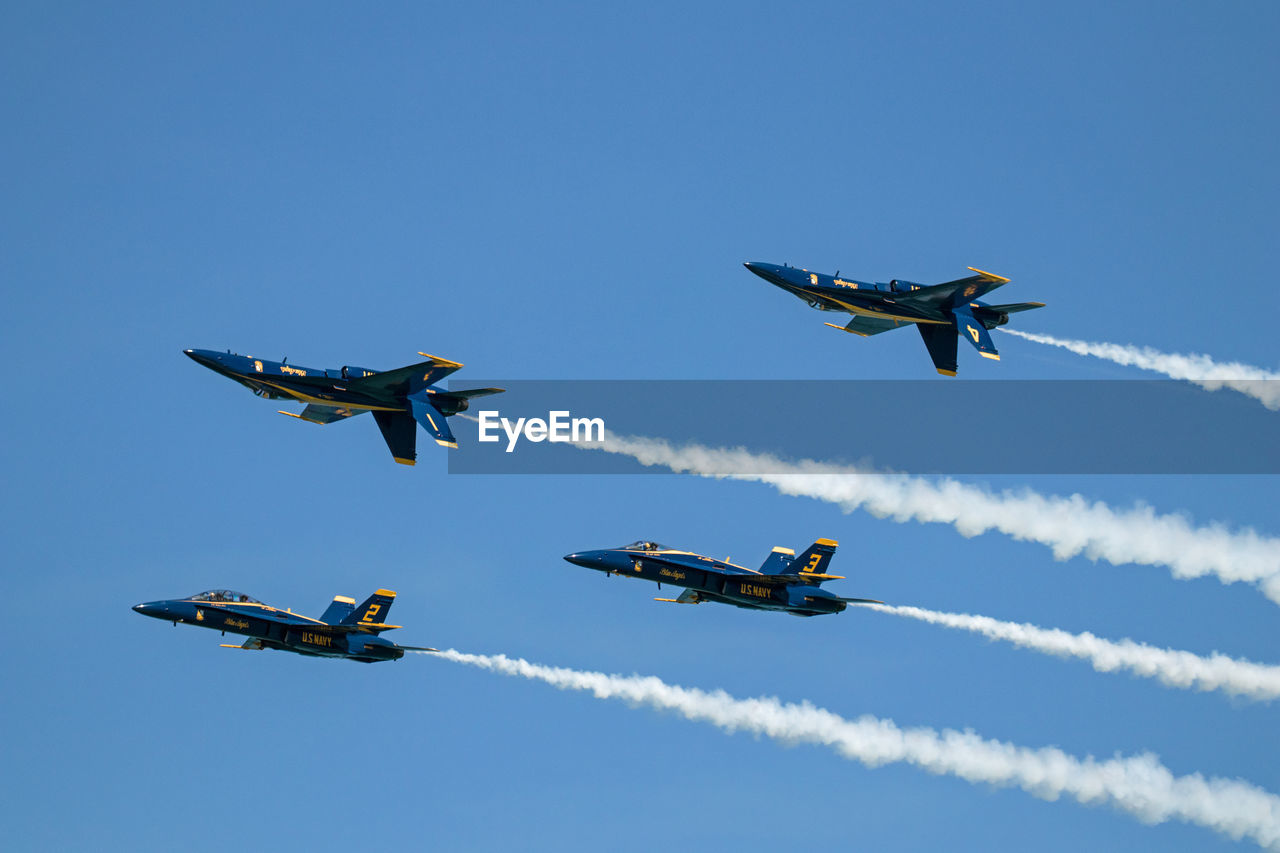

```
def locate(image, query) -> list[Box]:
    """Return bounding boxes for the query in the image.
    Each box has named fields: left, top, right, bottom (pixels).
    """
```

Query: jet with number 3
left=744, top=262, right=1044, bottom=375
left=132, top=588, right=437, bottom=662
left=564, top=538, right=881, bottom=617
left=184, top=349, right=503, bottom=464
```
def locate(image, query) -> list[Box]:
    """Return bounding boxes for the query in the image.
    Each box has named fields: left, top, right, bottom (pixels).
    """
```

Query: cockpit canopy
left=190, top=589, right=261, bottom=604
left=620, top=541, right=668, bottom=552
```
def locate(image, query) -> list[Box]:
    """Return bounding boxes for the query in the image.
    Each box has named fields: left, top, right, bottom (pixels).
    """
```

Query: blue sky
left=4, top=2, right=1279, bottom=850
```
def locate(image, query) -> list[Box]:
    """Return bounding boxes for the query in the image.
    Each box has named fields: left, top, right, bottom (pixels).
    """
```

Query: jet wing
left=742, top=573, right=847, bottom=585
left=824, top=316, right=912, bottom=336
left=897, top=267, right=1011, bottom=308
left=655, top=588, right=703, bottom=604
left=347, top=353, right=464, bottom=396
left=313, top=622, right=404, bottom=633
left=278, top=404, right=366, bottom=425
left=220, top=638, right=265, bottom=650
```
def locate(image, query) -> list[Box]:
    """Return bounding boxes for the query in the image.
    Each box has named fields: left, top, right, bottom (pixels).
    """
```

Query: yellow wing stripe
left=967, top=266, right=1011, bottom=283
left=417, top=352, right=464, bottom=368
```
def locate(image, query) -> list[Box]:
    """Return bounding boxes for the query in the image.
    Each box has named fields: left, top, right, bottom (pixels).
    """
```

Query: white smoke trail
left=860, top=603, right=1280, bottom=701
left=422, top=648, right=1280, bottom=848
left=577, top=432, right=1280, bottom=605
left=1001, top=329, right=1280, bottom=410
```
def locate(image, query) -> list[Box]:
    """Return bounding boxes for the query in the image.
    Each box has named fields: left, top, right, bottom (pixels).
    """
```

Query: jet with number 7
left=184, top=349, right=503, bottom=464
left=564, top=538, right=881, bottom=616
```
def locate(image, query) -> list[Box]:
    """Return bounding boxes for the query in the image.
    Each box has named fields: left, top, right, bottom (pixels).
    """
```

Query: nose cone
left=743, top=261, right=788, bottom=287
left=184, top=349, right=220, bottom=369
left=132, top=601, right=169, bottom=619
left=563, top=551, right=607, bottom=569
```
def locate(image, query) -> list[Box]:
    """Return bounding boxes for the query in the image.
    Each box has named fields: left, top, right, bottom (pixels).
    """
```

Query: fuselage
left=132, top=590, right=408, bottom=662
left=743, top=262, right=1006, bottom=329
left=564, top=544, right=848, bottom=616
left=183, top=349, right=470, bottom=415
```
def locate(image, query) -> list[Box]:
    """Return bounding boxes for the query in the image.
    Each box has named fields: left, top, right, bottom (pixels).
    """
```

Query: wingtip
left=393, top=456, right=417, bottom=466
left=936, top=368, right=958, bottom=377
left=417, top=352, right=464, bottom=368
left=967, top=266, right=1011, bottom=283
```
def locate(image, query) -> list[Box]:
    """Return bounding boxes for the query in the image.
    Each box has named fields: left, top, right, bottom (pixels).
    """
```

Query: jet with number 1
left=184, top=349, right=503, bottom=465
left=744, top=262, right=1045, bottom=375
left=564, top=538, right=881, bottom=617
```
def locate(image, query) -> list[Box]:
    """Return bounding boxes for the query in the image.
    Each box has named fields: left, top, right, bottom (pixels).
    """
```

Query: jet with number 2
left=564, top=538, right=881, bottom=617
left=184, top=349, right=503, bottom=464
left=744, top=262, right=1045, bottom=375
left=132, top=588, right=437, bottom=662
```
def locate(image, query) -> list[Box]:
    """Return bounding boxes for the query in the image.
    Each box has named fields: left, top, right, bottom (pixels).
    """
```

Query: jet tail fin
left=342, top=590, right=397, bottom=630
left=373, top=411, right=418, bottom=465
left=917, top=324, right=959, bottom=376
left=781, top=539, right=839, bottom=580
left=409, top=397, right=458, bottom=449
left=952, top=304, right=1000, bottom=362
left=319, top=595, right=356, bottom=624
left=757, top=546, right=796, bottom=574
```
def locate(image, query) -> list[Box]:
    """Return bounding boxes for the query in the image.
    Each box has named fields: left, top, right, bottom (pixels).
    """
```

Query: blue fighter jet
left=185, top=349, right=503, bottom=464
left=564, top=538, right=881, bottom=617
left=744, top=262, right=1045, bottom=375
left=132, top=588, right=437, bottom=662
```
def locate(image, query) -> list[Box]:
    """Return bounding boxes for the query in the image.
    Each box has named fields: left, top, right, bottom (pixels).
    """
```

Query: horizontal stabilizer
left=397, top=645, right=440, bottom=652
left=447, top=387, right=506, bottom=399
left=838, top=597, right=885, bottom=604
left=982, top=301, right=1046, bottom=314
